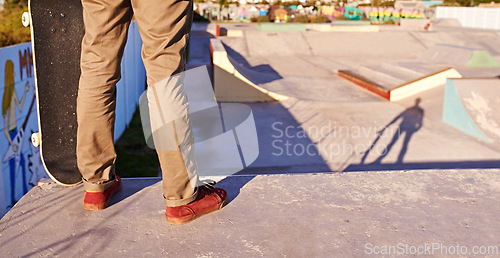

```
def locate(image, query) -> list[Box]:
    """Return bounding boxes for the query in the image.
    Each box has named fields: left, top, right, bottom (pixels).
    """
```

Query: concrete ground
left=1, top=22, right=500, bottom=256
left=1, top=170, right=499, bottom=256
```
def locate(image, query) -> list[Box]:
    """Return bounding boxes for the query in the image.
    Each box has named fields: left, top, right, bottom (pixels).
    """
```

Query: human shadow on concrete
left=214, top=102, right=330, bottom=204
left=107, top=178, right=160, bottom=207
left=107, top=177, right=254, bottom=207
left=214, top=176, right=255, bottom=205
left=348, top=98, right=500, bottom=171
left=236, top=102, right=331, bottom=176
left=360, top=98, right=424, bottom=165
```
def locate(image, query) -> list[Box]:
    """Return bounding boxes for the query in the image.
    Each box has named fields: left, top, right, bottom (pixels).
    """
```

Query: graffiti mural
left=344, top=7, right=364, bottom=20
left=0, top=42, right=46, bottom=217
left=318, top=5, right=425, bottom=23
left=0, top=23, right=145, bottom=218
left=369, top=7, right=425, bottom=24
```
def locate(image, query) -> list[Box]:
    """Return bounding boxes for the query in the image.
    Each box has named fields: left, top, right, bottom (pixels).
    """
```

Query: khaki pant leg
left=78, top=0, right=133, bottom=191
left=132, top=0, right=198, bottom=207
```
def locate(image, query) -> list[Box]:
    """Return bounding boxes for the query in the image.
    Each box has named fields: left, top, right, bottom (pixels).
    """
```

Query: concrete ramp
left=338, top=65, right=462, bottom=101
left=210, top=38, right=289, bottom=102
left=338, top=44, right=499, bottom=101
left=443, top=78, right=500, bottom=145
left=309, top=24, right=380, bottom=32
left=399, top=19, right=431, bottom=31
left=431, top=18, right=463, bottom=28
left=243, top=30, right=313, bottom=57
left=258, top=23, right=307, bottom=32
left=418, top=44, right=500, bottom=67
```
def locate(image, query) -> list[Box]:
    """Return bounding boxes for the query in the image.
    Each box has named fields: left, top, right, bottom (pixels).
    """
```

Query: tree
left=0, top=0, right=31, bottom=47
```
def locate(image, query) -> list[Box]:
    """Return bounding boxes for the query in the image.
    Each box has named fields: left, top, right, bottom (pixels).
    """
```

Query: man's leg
left=132, top=0, right=227, bottom=223
left=78, top=0, right=132, bottom=193
left=131, top=0, right=198, bottom=207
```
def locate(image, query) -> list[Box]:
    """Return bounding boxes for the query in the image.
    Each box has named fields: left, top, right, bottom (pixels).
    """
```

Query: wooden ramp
left=337, top=44, right=500, bottom=101
left=338, top=62, right=462, bottom=101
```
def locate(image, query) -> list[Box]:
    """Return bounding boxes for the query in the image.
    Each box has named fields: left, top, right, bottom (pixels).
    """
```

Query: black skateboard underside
left=30, top=0, right=84, bottom=185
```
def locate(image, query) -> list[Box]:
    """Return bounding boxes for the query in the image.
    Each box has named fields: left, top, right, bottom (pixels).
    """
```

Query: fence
left=0, top=22, right=146, bottom=217
left=436, top=7, right=500, bottom=30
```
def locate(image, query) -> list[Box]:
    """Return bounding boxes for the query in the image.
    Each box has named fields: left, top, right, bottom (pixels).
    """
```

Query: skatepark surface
left=212, top=23, right=500, bottom=172
left=1, top=171, right=499, bottom=256
left=1, top=22, right=500, bottom=256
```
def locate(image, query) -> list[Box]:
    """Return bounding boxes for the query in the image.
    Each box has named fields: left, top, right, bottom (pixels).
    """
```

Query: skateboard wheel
left=22, top=12, right=30, bottom=27
left=31, top=132, right=41, bottom=147
left=36, top=178, right=55, bottom=186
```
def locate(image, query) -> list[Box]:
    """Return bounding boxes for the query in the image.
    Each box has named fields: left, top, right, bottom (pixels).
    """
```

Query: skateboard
left=25, top=0, right=84, bottom=185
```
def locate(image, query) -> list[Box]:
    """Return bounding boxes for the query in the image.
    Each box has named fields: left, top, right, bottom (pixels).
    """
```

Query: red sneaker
left=165, top=185, right=228, bottom=225
left=83, top=176, right=122, bottom=211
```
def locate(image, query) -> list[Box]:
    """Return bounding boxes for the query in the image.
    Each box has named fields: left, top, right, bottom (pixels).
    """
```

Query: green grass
left=115, top=109, right=160, bottom=178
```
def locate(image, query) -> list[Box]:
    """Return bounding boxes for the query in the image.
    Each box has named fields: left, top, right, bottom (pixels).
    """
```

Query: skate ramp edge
left=210, top=38, right=289, bottom=102
left=467, top=50, right=500, bottom=67
left=432, top=18, right=462, bottom=28
left=419, top=44, right=500, bottom=67
left=257, top=23, right=307, bottom=32
left=190, top=23, right=242, bottom=38
left=338, top=70, right=390, bottom=100
left=399, top=19, right=430, bottom=31
left=339, top=68, right=462, bottom=101
left=390, top=68, right=462, bottom=101
left=442, top=78, right=500, bottom=143
left=309, top=24, right=379, bottom=32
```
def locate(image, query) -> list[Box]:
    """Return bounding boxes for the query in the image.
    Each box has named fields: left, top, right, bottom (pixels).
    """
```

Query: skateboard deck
left=28, top=0, right=84, bottom=185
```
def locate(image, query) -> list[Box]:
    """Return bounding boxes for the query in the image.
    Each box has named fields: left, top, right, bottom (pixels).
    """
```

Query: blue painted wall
left=0, top=21, right=146, bottom=218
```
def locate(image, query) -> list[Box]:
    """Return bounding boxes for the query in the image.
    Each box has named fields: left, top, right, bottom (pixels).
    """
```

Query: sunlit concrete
left=1, top=170, right=499, bottom=256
